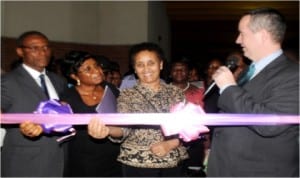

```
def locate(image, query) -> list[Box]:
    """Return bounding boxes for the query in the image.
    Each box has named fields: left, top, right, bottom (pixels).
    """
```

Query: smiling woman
left=87, top=42, right=189, bottom=177
left=59, top=50, right=122, bottom=177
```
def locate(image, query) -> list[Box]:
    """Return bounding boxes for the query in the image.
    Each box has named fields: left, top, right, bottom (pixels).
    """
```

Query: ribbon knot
left=35, top=99, right=76, bottom=142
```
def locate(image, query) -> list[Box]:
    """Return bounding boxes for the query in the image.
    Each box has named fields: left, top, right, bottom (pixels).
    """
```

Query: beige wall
left=148, top=1, right=170, bottom=60
left=1, top=1, right=170, bottom=57
left=97, top=1, right=148, bottom=44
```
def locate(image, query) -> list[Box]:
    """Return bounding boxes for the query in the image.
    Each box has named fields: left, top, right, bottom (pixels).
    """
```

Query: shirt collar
left=252, top=49, right=283, bottom=77
left=22, top=63, right=46, bottom=79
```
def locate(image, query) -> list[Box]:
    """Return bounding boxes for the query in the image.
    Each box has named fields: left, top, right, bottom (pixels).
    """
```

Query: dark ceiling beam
left=165, top=1, right=299, bottom=21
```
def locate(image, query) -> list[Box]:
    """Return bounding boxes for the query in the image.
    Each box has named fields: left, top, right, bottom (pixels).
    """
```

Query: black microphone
left=204, top=58, right=238, bottom=96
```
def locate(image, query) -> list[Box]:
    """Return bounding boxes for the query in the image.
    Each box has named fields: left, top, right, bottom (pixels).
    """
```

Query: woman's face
left=207, top=59, right=222, bottom=78
left=171, top=62, right=189, bottom=83
left=73, top=58, right=104, bottom=86
left=133, top=50, right=163, bottom=87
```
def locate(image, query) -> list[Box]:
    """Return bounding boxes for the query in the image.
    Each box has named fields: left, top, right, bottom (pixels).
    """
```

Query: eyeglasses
left=21, top=45, right=51, bottom=53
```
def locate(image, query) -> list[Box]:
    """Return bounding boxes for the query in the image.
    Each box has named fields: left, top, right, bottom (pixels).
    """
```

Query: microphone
left=204, top=58, right=238, bottom=96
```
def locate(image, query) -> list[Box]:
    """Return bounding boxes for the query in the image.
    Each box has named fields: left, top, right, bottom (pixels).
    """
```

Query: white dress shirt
left=22, top=64, right=59, bottom=99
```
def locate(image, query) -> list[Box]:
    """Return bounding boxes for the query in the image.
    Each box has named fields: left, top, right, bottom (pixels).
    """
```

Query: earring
left=77, top=79, right=80, bottom=86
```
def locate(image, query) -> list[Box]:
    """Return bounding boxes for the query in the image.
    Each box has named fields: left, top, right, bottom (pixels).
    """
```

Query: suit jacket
left=207, top=54, right=299, bottom=177
left=1, top=65, right=67, bottom=177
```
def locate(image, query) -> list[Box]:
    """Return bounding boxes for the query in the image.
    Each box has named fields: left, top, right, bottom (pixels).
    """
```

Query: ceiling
left=164, top=1, right=299, bottom=66
left=165, top=1, right=299, bottom=21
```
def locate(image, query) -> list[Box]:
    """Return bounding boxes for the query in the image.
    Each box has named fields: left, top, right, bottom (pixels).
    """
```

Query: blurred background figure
left=110, top=61, right=122, bottom=88
left=169, top=58, right=204, bottom=107
left=203, top=58, right=223, bottom=113
left=201, top=57, right=224, bottom=175
left=188, top=62, right=205, bottom=90
left=93, top=55, right=113, bottom=83
left=204, top=58, right=223, bottom=89
left=119, top=70, right=137, bottom=89
left=168, top=58, right=206, bottom=176
left=225, top=51, right=249, bottom=80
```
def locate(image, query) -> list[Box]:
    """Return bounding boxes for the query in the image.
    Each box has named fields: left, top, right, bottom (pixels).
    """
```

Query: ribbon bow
left=35, top=100, right=76, bottom=142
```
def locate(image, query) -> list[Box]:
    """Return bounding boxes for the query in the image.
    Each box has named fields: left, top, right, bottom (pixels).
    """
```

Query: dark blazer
left=1, top=65, right=67, bottom=177
left=207, top=54, right=299, bottom=177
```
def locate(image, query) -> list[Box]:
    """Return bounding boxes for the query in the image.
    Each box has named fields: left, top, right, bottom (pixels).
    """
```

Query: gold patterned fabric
left=115, top=82, right=188, bottom=168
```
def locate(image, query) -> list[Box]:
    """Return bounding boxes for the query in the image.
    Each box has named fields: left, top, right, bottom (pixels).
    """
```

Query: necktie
left=238, top=64, right=255, bottom=86
left=39, top=74, right=50, bottom=99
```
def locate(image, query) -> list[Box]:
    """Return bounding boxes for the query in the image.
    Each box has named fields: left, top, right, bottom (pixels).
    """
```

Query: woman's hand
left=20, top=121, right=43, bottom=137
left=150, top=138, right=180, bottom=157
left=88, top=117, right=110, bottom=139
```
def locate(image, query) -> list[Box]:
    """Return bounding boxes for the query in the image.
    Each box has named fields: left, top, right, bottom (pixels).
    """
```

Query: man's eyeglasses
left=21, top=45, right=51, bottom=53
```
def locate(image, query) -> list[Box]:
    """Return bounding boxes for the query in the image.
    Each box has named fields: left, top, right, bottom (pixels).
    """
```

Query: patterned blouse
left=112, top=82, right=188, bottom=168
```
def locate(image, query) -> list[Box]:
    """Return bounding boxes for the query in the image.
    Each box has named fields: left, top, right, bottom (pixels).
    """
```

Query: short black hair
left=92, top=55, right=112, bottom=72
left=61, top=50, right=92, bottom=79
left=129, top=42, right=166, bottom=67
left=16, top=30, right=49, bottom=47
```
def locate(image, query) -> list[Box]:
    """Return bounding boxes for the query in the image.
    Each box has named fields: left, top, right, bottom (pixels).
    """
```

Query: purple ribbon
left=1, top=101, right=299, bottom=142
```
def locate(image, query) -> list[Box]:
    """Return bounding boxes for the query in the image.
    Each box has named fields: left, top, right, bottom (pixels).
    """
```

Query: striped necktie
left=238, top=64, right=255, bottom=86
left=39, top=74, right=50, bottom=99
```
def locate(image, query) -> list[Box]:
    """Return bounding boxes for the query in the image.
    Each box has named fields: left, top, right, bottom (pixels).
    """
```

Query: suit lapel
left=15, top=66, right=48, bottom=100
left=243, top=54, right=285, bottom=87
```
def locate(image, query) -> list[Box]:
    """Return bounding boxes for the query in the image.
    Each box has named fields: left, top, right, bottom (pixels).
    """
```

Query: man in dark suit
left=207, top=8, right=299, bottom=177
left=1, top=31, right=67, bottom=176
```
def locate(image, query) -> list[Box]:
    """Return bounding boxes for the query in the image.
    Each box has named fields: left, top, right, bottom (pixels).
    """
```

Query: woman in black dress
left=60, top=50, right=121, bottom=177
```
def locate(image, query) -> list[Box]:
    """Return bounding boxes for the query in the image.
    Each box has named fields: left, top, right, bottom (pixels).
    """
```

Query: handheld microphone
left=204, top=58, right=238, bottom=96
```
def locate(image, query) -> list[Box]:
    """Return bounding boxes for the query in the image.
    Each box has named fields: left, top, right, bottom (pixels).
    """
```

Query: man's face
left=16, top=34, right=51, bottom=72
left=236, top=15, right=261, bottom=61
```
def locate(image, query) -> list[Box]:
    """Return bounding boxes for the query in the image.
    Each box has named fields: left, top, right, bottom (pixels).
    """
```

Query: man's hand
left=212, top=66, right=237, bottom=89
left=20, top=121, right=43, bottom=137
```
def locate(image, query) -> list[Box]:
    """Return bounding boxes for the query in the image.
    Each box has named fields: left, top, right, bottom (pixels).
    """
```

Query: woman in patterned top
left=88, top=42, right=188, bottom=177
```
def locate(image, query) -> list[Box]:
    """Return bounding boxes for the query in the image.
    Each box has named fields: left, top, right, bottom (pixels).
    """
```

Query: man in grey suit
left=207, top=8, right=299, bottom=177
left=1, top=31, right=67, bottom=176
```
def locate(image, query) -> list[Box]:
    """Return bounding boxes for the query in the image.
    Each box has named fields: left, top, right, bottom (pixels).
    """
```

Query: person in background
left=87, top=42, right=188, bottom=177
left=169, top=59, right=204, bottom=107
left=225, top=51, right=249, bottom=80
left=188, top=62, right=205, bottom=90
left=93, top=55, right=113, bottom=83
left=208, top=7, right=299, bottom=177
left=169, top=59, right=206, bottom=176
left=1, top=31, right=67, bottom=177
left=111, top=70, right=122, bottom=88
left=203, top=58, right=223, bottom=90
left=93, top=54, right=120, bottom=96
left=188, top=66, right=200, bottom=82
left=119, top=72, right=137, bottom=89
left=60, top=50, right=121, bottom=177
left=201, top=58, right=224, bottom=174
left=203, top=58, right=223, bottom=113
left=110, top=61, right=122, bottom=88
